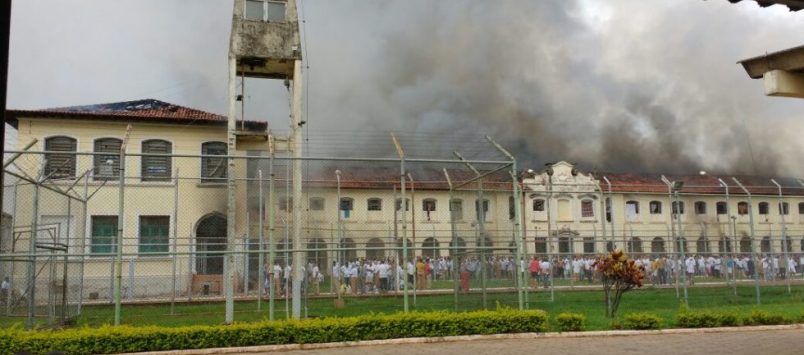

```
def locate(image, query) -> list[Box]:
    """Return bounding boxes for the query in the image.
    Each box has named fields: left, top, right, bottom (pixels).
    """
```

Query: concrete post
left=290, top=59, right=304, bottom=320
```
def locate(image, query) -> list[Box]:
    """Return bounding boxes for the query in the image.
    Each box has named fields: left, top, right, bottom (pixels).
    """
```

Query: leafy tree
left=594, top=249, right=645, bottom=318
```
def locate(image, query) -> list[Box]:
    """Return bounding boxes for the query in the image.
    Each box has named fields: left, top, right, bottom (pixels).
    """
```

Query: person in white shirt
left=377, top=261, right=389, bottom=292
left=686, top=257, right=696, bottom=285
left=272, top=262, right=282, bottom=297
left=349, top=262, right=359, bottom=295
left=331, top=262, right=341, bottom=294
left=311, top=264, right=321, bottom=295
left=539, top=259, right=551, bottom=288
left=1, top=277, right=10, bottom=304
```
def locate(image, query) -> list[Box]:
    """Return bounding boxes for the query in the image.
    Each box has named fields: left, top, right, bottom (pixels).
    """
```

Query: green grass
left=3, top=285, right=802, bottom=330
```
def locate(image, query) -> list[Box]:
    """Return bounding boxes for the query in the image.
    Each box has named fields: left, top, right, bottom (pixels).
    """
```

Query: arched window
left=450, top=237, right=467, bottom=256
left=581, top=199, right=594, bottom=218
left=696, top=237, right=709, bottom=254
left=422, top=237, right=439, bottom=258
left=781, top=236, right=792, bottom=253
left=339, top=197, right=354, bottom=218
left=740, top=237, right=752, bottom=253
left=651, top=237, right=665, bottom=253
left=533, top=199, right=545, bottom=212
left=583, top=237, right=595, bottom=254
left=201, top=142, right=227, bottom=182
left=758, top=202, right=769, bottom=215
left=778, top=202, right=789, bottom=215
left=93, top=138, right=123, bottom=181
left=760, top=236, right=771, bottom=253
left=672, top=201, right=685, bottom=215
left=423, top=198, right=437, bottom=221
left=341, top=238, right=357, bottom=262
left=718, top=237, right=732, bottom=253
left=558, top=236, right=572, bottom=254
left=716, top=202, right=727, bottom=215
left=44, top=136, right=77, bottom=179
left=395, top=198, right=410, bottom=212
left=737, top=202, right=748, bottom=215
left=625, top=200, right=639, bottom=221
left=367, top=198, right=382, bottom=211
left=365, top=238, right=385, bottom=260
left=628, top=237, right=643, bottom=253
left=799, top=203, right=804, bottom=215
left=649, top=201, right=662, bottom=214
left=535, top=237, right=547, bottom=254
left=694, top=201, right=707, bottom=215
left=141, top=139, right=172, bottom=181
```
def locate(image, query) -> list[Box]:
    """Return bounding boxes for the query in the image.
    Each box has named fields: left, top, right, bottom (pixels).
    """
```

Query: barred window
left=44, top=136, right=76, bottom=179
left=139, top=216, right=169, bottom=255
left=93, top=138, right=122, bottom=181
left=758, top=202, right=769, bottom=215
left=649, top=201, right=662, bottom=214
left=90, top=216, right=117, bottom=256
left=694, top=201, right=707, bottom=215
left=716, top=201, right=727, bottom=215
left=533, top=199, right=545, bottom=212
left=367, top=198, right=382, bottom=211
left=581, top=199, right=594, bottom=218
left=395, top=198, right=410, bottom=212
left=779, top=202, right=789, bottom=215
left=423, top=198, right=437, bottom=221
left=672, top=201, right=685, bottom=214
left=141, top=139, right=172, bottom=182
left=201, top=142, right=227, bottom=182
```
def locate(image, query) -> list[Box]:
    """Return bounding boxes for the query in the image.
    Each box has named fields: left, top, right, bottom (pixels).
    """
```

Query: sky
left=7, top=0, right=804, bottom=175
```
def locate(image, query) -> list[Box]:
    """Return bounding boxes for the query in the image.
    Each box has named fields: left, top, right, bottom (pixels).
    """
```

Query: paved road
left=263, top=329, right=804, bottom=355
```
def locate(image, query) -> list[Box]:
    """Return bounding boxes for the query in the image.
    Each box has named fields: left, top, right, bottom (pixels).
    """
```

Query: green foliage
left=676, top=310, right=740, bottom=328
left=621, top=312, right=663, bottom=330
left=0, top=309, right=548, bottom=355
left=554, top=313, right=585, bottom=332
left=742, top=310, right=791, bottom=326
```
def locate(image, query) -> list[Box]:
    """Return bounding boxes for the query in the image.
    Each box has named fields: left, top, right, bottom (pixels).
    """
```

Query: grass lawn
left=3, top=284, right=801, bottom=330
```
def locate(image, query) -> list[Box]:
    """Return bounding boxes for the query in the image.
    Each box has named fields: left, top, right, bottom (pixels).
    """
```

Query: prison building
left=3, top=100, right=804, bottom=301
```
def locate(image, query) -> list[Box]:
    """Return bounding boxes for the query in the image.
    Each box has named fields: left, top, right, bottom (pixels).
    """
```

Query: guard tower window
left=245, top=0, right=286, bottom=22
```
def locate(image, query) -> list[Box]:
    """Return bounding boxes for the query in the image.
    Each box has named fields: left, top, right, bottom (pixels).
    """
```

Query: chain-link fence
left=2, top=149, right=803, bottom=328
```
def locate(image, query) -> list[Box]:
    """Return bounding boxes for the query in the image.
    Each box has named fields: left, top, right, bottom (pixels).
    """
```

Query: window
left=309, top=197, right=325, bottom=211
left=672, top=201, right=685, bottom=214
left=761, top=236, right=770, bottom=253
left=533, top=199, right=545, bottom=212
left=694, top=201, right=706, bottom=215
left=340, top=197, right=353, bottom=218
left=44, top=136, right=77, bottom=179
left=758, top=202, right=769, bottom=215
left=583, top=237, right=595, bottom=254
left=201, top=142, right=227, bottom=182
left=93, top=138, right=122, bottom=181
left=605, top=198, right=611, bottom=222
left=423, top=199, right=436, bottom=221
left=625, top=200, right=639, bottom=221
left=395, top=198, right=410, bottom=212
left=475, top=199, right=490, bottom=220
left=799, top=202, right=804, bottom=215
left=581, top=199, right=594, bottom=218
left=244, top=0, right=286, bottom=22
left=716, top=202, right=727, bottom=215
left=141, top=139, right=172, bottom=181
left=535, top=237, right=547, bottom=254
left=649, top=201, right=662, bottom=214
left=737, top=202, right=748, bottom=215
left=90, top=216, right=117, bottom=256
left=367, top=198, right=382, bottom=211
left=279, top=197, right=293, bottom=212
left=139, top=216, right=169, bottom=255
left=449, top=199, right=463, bottom=220
left=779, top=202, right=789, bottom=215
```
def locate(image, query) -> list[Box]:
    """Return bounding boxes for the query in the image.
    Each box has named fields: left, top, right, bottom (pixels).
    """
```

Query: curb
left=129, top=324, right=804, bottom=355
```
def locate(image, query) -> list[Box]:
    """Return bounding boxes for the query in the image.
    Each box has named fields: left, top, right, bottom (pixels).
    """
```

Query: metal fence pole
left=257, top=169, right=264, bottom=311
left=26, top=168, right=41, bottom=329
left=770, top=179, right=792, bottom=294
left=392, top=134, right=409, bottom=312
left=114, top=125, right=131, bottom=326
left=170, top=168, right=179, bottom=315
left=733, top=178, right=760, bottom=305
left=268, top=153, right=275, bottom=320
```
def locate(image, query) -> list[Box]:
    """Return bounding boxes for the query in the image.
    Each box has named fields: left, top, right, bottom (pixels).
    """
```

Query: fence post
left=170, top=168, right=179, bottom=315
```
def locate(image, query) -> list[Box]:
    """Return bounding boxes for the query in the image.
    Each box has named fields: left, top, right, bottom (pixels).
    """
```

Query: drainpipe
left=770, top=179, right=791, bottom=294
left=732, top=177, right=761, bottom=305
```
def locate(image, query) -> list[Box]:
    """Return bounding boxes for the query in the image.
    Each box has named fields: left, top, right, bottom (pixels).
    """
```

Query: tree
left=594, top=249, right=645, bottom=318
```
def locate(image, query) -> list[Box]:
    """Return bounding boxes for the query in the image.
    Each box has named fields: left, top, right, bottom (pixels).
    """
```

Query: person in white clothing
left=685, top=257, right=696, bottom=285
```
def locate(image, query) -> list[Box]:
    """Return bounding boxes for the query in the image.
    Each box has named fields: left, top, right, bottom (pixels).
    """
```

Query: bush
left=554, top=313, right=585, bottom=332
left=0, top=309, right=548, bottom=355
left=742, top=310, right=790, bottom=326
left=676, top=311, right=740, bottom=328
left=621, top=312, right=663, bottom=330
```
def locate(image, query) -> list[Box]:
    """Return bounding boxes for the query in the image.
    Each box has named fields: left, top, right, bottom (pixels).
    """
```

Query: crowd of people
left=260, top=253, right=804, bottom=297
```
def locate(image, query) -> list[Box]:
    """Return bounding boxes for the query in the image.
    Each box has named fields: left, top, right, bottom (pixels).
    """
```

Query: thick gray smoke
left=295, top=0, right=804, bottom=175
left=8, top=1, right=804, bottom=175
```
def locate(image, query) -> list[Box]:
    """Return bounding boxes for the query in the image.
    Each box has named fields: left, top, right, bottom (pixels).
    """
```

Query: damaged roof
left=5, top=98, right=267, bottom=130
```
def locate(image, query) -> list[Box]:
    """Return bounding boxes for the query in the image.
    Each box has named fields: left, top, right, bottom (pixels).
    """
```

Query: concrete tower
left=227, top=0, right=304, bottom=321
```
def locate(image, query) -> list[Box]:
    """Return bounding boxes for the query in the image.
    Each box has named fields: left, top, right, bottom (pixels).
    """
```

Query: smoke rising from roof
left=8, top=0, right=804, bottom=175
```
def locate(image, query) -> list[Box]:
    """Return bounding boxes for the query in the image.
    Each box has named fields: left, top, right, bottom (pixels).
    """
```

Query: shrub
left=621, top=312, right=663, bottom=330
left=743, top=310, right=790, bottom=326
left=554, top=313, right=585, bottom=332
left=0, top=309, right=548, bottom=355
left=676, top=311, right=740, bottom=328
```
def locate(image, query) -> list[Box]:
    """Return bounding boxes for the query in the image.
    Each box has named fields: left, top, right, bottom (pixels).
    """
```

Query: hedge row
left=0, top=309, right=548, bottom=355
left=677, top=309, right=801, bottom=328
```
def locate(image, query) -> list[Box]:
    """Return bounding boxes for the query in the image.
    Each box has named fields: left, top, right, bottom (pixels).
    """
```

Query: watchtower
left=225, top=0, right=304, bottom=322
